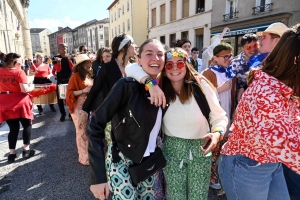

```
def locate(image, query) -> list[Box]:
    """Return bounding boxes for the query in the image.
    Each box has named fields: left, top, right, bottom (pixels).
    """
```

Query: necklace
left=115, top=59, right=126, bottom=77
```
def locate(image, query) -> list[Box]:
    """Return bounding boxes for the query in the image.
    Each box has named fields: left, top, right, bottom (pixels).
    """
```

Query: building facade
left=30, top=28, right=51, bottom=56
left=48, top=26, right=72, bottom=57
left=108, top=0, right=148, bottom=46
left=148, top=0, right=211, bottom=54
left=211, top=0, right=300, bottom=55
left=63, top=30, right=74, bottom=54
left=0, top=0, right=32, bottom=58
left=86, top=18, right=110, bottom=52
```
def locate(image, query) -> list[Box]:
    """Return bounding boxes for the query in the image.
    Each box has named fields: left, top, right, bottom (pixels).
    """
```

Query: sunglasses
left=165, top=61, right=185, bottom=70
left=245, top=43, right=258, bottom=50
left=83, top=49, right=88, bottom=52
left=216, top=54, right=233, bottom=61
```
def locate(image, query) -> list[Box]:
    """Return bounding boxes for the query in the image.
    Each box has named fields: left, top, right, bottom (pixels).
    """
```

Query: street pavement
left=0, top=76, right=227, bottom=200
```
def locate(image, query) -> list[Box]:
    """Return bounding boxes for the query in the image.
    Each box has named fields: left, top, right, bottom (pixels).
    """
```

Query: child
left=202, top=43, right=236, bottom=190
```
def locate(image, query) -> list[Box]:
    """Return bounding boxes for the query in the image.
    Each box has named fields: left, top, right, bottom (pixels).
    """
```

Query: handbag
left=128, top=147, right=166, bottom=187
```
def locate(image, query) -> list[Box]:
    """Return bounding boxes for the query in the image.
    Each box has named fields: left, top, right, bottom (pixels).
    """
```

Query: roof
left=48, top=26, right=72, bottom=36
left=30, top=28, right=46, bottom=34
left=98, top=18, right=110, bottom=23
left=107, top=0, right=119, bottom=10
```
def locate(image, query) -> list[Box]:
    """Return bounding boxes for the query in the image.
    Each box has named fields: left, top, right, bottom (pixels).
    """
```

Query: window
left=170, top=34, right=176, bottom=47
left=127, top=1, right=129, bottom=11
left=160, top=4, right=165, bottom=24
left=171, top=0, right=176, bottom=21
left=111, top=15, right=113, bottom=22
left=122, top=5, right=124, bottom=14
left=183, top=0, right=189, bottom=17
left=115, top=12, right=116, bottom=20
left=100, top=34, right=103, bottom=39
left=196, top=0, right=205, bottom=14
left=44, top=42, right=46, bottom=45
left=115, top=27, right=117, bottom=36
left=160, top=36, right=165, bottom=44
left=11, top=11, right=13, bottom=24
left=123, top=22, right=125, bottom=32
left=118, top=25, right=120, bottom=34
left=112, top=29, right=114, bottom=38
left=152, top=8, right=156, bottom=27
left=127, top=19, right=130, bottom=31
left=118, top=8, right=120, bottom=18
left=181, top=31, right=188, bottom=39
left=225, top=0, right=237, bottom=20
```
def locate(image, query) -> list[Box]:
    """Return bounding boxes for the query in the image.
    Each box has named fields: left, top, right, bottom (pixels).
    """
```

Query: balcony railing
left=223, top=11, right=238, bottom=21
left=252, top=3, right=273, bottom=14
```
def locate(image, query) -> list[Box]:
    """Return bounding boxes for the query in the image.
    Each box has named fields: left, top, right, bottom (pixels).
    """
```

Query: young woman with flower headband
left=126, top=48, right=228, bottom=199
left=87, top=39, right=166, bottom=200
left=77, top=34, right=137, bottom=130
left=218, top=24, right=300, bottom=200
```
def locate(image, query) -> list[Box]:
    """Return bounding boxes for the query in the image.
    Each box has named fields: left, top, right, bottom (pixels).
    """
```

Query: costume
left=66, top=72, right=92, bottom=165
left=202, top=65, right=236, bottom=186
left=52, top=55, right=73, bottom=116
left=87, top=77, right=161, bottom=199
left=230, top=52, right=250, bottom=90
left=162, top=80, right=227, bottom=200
left=219, top=70, right=300, bottom=199
left=30, top=63, right=54, bottom=112
left=0, top=68, right=33, bottom=149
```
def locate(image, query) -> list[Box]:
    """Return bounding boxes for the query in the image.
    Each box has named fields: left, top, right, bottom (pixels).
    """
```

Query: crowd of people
left=0, top=21, right=300, bottom=200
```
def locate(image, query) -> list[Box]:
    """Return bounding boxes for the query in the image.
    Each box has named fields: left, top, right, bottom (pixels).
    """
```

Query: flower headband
left=118, top=35, right=133, bottom=51
left=166, top=51, right=190, bottom=63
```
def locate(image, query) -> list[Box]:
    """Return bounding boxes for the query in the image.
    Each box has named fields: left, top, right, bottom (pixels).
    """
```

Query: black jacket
left=82, top=59, right=122, bottom=112
left=87, top=77, right=159, bottom=185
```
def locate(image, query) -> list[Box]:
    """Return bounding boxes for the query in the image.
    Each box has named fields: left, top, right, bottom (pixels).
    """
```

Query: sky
left=28, top=0, right=112, bottom=33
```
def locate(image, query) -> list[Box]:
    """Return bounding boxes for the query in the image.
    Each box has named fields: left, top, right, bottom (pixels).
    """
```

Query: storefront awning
left=211, top=22, right=278, bottom=37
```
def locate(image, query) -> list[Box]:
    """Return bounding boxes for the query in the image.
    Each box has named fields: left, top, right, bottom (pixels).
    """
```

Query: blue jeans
left=283, top=164, right=300, bottom=200
left=218, top=154, right=290, bottom=200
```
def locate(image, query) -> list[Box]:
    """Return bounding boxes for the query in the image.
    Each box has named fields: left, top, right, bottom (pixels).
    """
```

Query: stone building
left=86, top=18, right=110, bottom=52
left=148, top=0, right=210, bottom=53
left=211, top=0, right=300, bottom=55
left=30, top=28, right=51, bottom=57
left=48, top=26, right=72, bottom=57
left=108, top=0, right=148, bottom=46
left=0, top=0, right=32, bottom=59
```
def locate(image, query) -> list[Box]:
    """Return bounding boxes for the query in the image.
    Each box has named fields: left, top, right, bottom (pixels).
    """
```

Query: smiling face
left=138, top=41, right=165, bottom=79
left=242, top=40, right=259, bottom=58
left=165, top=56, right=187, bottom=84
left=102, top=52, right=112, bottom=63
left=213, top=50, right=233, bottom=67
left=181, top=42, right=191, bottom=55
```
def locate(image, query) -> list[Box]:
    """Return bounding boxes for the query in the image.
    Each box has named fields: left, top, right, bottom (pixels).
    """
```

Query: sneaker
left=22, top=149, right=35, bottom=159
left=60, top=114, right=66, bottom=122
left=210, top=182, right=222, bottom=190
left=7, top=154, right=17, bottom=164
left=50, top=105, right=56, bottom=112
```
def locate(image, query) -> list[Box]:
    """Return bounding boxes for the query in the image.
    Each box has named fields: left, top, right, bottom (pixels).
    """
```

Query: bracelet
left=144, top=77, right=154, bottom=84
left=145, top=79, right=158, bottom=91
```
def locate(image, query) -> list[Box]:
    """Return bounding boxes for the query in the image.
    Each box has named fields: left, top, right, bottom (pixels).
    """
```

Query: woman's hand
left=149, top=85, right=166, bottom=108
left=83, top=86, right=92, bottom=94
left=200, top=132, right=221, bottom=155
left=217, top=81, right=231, bottom=93
left=90, top=183, right=110, bottom=200
left=78, top=111, right=88, bottom=129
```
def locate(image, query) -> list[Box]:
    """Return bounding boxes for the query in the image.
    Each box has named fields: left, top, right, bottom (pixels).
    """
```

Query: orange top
left=30, top=63, right=51, bottom=78
left=66, top=72, right=88, bottom=114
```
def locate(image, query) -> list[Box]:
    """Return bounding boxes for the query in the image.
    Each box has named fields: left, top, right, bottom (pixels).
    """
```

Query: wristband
left=144, top=77, right=154, bottom=84
left=145, top=79, right=158, bottom=91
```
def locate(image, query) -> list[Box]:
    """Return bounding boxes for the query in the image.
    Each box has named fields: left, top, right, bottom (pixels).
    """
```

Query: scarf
left=209, top=65, right=235, bottom=79
left=247, top=53, right=269, bottom=69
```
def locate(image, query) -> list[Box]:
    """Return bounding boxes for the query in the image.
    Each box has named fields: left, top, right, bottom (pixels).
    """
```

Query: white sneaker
left=210, top=182, right=222, bottom=190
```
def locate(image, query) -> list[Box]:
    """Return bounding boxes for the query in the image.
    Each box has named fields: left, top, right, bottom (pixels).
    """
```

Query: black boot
left=49, top=104, right=56, bottom=112
left=7, top=154, right=17, bottom=164
left=37, top=105, right=43, bottom=115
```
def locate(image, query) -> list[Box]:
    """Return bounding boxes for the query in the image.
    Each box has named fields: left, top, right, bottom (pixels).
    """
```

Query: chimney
left=58, top=27, right=63, bottom=31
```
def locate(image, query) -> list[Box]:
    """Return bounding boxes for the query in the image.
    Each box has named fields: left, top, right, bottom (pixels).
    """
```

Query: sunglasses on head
left=245, top=43, right=258, bottom=50
left=165, top=61, right=185, bottom=70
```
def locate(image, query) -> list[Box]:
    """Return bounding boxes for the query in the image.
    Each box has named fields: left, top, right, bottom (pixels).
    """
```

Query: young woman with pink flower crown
left=126, top=48, right=228, bottom=199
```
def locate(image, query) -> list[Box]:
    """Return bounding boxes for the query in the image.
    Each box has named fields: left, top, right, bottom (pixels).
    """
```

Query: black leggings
left=6, top=118, right=32, bottom=149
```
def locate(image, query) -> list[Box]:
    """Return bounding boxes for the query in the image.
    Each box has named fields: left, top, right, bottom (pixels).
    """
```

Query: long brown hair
left=73, top=61, right=93, bottom=81
left=158, top=48, right=214, bottom=104
left=248, top=23, right=300, bottom=96
left=0, top=52, right=21, bottom=68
